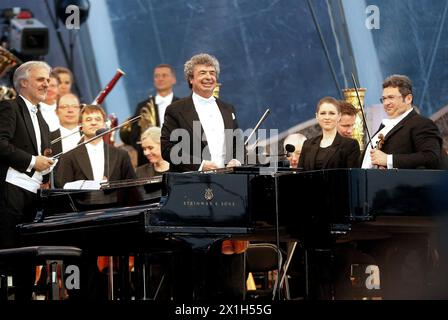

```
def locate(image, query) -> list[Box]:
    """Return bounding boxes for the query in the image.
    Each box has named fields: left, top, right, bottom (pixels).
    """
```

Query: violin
left=375, top=133, right=386, bottom=169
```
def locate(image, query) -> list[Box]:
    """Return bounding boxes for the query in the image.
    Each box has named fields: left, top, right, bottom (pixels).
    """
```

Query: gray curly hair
left=184, top=53, right=220, bottom=89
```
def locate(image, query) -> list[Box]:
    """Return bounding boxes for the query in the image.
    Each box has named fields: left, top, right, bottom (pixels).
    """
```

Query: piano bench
left=0, top=246, right=82, bottom=301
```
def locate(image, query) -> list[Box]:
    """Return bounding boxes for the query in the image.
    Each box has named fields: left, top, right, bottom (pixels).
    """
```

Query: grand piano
left=17, top=168, right=448, bottom=299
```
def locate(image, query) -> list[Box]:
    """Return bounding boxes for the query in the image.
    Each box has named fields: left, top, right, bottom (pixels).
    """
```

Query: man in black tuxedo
left=0, top=61, right=55, bottom=248
left=359, top=74, right=447, bottom=298
left=161, top=56, right=243, bottom=172
left=56, top=104, right=135, bottom=187
left=123, top=64, right=180, bottom=166
left=362, top=74, right=446, bottom=169
left=161, top=53, right=245, bottom=300
left=0, top=61, right=55, bottom=299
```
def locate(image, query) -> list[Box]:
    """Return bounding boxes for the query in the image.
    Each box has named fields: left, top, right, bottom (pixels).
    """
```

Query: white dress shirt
left=85, top=139, right=105, bottom=181
left=192, top=92, right=226, bottom=168
left=60, top=126, right=81, bottom=153
left=5, top=96, right=44, bottom=193
left=40, top=102, right=60, bottom=131
left=362, top=108, right=413, bottom=169
left=155, top=92, right=173, bottom=126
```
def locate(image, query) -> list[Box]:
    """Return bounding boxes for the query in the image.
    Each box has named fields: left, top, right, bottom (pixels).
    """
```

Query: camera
left=9, top=17, right=48, bottom=56
left=2, top=8, right=49, bottom=57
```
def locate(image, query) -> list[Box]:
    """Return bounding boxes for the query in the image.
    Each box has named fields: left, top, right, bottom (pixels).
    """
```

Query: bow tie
left=30, top=104, right=39, bottom=114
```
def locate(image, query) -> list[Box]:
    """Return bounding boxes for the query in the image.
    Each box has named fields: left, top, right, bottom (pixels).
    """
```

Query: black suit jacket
left=0, top=96, right=51, bottom=192
left=298, top=133, right=360, bottom=170
left=161, top=95, right=243, bottom=172
left=55, top=143, right=136, bottom=188
left=367, top=109, right=445, bottom=169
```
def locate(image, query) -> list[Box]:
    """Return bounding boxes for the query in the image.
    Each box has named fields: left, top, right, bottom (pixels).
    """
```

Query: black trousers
left=0, top=183, right=38, bottom=300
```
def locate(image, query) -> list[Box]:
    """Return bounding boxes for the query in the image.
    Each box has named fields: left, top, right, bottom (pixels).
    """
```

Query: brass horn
left=0, top=45, right=21, bottom=79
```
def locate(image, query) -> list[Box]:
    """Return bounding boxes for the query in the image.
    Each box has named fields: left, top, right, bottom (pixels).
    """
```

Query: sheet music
left=63, top=180, right=103, bottom=190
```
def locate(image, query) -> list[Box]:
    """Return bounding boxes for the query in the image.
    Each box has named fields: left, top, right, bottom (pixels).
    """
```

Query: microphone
left=255, top=144, right=295, bottom=167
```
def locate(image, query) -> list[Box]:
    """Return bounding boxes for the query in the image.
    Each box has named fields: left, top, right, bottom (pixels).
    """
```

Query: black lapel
left=17, top=96, right=38, bottom=154
left=36, top=106, right=49, bottom=153
left=152, top=96, right=161, bottom=127
left=217, top=99, right=233, bottom=130
left=306, top=136, right=321, bottom=170
left=182, top=95, right=206, bottom=147
left=384, top=110, right=415, bottom=141
left=103, top=144, right=118, bottom=180
left=74, top=145, right=94, bottom=180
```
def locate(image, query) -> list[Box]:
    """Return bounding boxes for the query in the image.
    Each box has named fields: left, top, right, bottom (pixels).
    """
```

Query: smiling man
left=160, top=53, right=245, bottom=300
left=161, top=53, right=243, bottom=172
left=362, top=74, right=446, bottom=169
left=55, top=104, right=135, bottom=187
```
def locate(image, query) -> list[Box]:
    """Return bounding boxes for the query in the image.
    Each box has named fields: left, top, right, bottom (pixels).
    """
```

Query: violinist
left=298, top=96, right=360, bottom=170
left=361, top=75, right=446, bottom=169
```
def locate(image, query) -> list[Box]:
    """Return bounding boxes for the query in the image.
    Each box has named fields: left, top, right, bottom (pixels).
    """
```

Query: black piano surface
left=18, top=168, right=448, bottom=247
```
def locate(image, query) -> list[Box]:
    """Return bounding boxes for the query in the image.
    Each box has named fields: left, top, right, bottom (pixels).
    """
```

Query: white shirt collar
left=155, top=92, right=173, bottom=104
left=382, top=107, right=413, bottom=128
left=20, top=95, right=39, bottom=113
left=192, top=92, right=216, bottom=105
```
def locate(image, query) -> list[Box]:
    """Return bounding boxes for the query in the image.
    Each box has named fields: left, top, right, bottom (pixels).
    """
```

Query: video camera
left=2, top=8, right=49, bottom=57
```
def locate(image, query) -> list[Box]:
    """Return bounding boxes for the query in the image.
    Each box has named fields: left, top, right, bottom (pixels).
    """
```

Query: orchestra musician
left=124, top=64, right=180, bottom=166
left=49, top=93, right=82, bottom=156
left=39, top=72, right=61, bottom=132
left=362, top=74, right=447, bottom=169
left=283, top=133, right=307, bottom=168
left=0, top=61, right=55, bottom=300
left=135, top=127, right=169, bottom=178
left=337, top=100, right=358, bottom=139
left=55, top=104, right=136, bottom=188
left=298, top=96, right=360, bottom=170
left=161, top=53, right=245, bottom=299
left=52, top=66, right=74, bottom=96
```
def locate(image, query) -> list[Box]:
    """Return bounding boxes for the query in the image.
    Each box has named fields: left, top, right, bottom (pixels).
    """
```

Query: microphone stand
left=244, top=108, right=271, bottom=165
left=51, top=115, right=142, bottom=160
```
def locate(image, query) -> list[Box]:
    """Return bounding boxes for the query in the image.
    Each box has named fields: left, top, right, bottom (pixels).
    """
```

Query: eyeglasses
left=380, top=95, right=403, bottom=104
left=58, top=104, right=80, bottom=110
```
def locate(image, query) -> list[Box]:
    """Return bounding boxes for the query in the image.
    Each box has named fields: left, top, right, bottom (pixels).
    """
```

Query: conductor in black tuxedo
left=123, top=64, right=180, bottom=166
left=0, top=61, right=55, bottom=248
left=0, top=61, right=55, bottom=299
left=362, top=74, right=446, bottom=169
left=298, top=96, right=360, bottom=170
left=161, top=53, right=245, bottom=300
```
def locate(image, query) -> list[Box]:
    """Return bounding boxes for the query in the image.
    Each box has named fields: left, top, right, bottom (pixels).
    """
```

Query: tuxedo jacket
left=161, top=95, right=243, bottom=172
left=366, top=110, right=445, bottom=169
left=298, top=133, right=360, bottom=170
left=55, top=143, right=136, bottom=188
left=0, top=96, right=51, bottom=193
